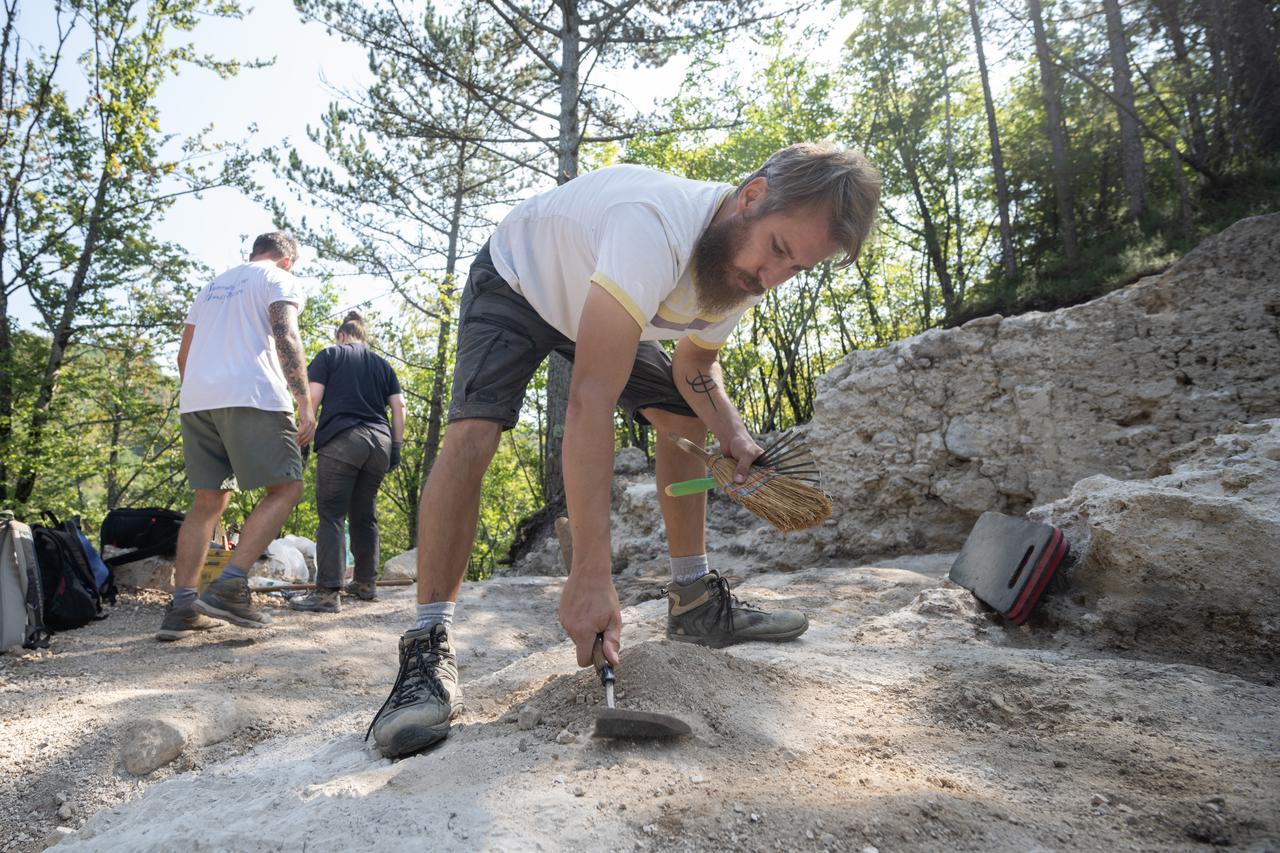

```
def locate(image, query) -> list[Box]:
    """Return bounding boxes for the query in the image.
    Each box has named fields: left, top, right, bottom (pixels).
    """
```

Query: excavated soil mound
left=510, top=640, right=816, bottom=747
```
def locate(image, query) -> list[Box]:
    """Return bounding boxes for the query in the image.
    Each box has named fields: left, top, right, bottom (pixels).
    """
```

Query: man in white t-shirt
left=155, top=232, right=315, bottom=641
left=368, top=144, right=882, bottom=758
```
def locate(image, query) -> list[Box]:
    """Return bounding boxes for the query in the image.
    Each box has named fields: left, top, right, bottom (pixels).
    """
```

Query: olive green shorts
left=180, top=407, right=302, bottom=491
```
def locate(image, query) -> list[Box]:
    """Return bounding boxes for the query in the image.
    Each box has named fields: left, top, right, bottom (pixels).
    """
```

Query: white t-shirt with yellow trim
left=488, top=165, right=759, bottom=349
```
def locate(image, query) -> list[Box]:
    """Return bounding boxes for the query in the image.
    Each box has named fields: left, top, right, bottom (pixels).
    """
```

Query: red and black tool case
left=947, top=511, right=1070, bottom=625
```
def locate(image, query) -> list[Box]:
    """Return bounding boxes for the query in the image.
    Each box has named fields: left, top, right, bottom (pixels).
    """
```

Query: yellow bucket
left=200, top=546, right=235, bottom=589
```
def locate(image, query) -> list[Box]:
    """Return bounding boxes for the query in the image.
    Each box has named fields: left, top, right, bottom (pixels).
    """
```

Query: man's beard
left=692, top=214, right=760, bottom=314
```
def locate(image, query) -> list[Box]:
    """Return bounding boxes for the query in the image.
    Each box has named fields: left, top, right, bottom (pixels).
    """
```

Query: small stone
left=121, top=718, right=186, bottom=775
left=517, top=706, right=541, bottom=731
left=689, top=774, right=705, bottom=784
left=572, top=785, right=585, bottom=797
left=1053, top=760, right=1067, bottom=769
left=643, top=825, right=657, bottom=835
left=862, top=847, right=880, bottom=853
left=555, top=729, right=577, bottom=745
left=53, top=792, right=68, bottom=805
left=517, top=739, right=528, bottom=753
left=1091, top=793, right=1110, bottom=807
left=751, top=814, right=760, bottom=823
left=733, top=803, right=745, bottom=813
left=56, top=804, right=72, bottom=820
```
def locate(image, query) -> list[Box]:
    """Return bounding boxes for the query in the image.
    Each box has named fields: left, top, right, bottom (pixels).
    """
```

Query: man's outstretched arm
left=558, top=283, right=642, bottom=670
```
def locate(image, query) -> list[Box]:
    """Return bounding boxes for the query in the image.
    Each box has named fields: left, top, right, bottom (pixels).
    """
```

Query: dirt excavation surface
left=1, top=557, right=1274, bottom=853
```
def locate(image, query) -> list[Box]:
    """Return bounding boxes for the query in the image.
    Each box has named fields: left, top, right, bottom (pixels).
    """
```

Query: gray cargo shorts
left=449, top=241, right=696, bottom=430
left=181, top=407, right=303, bottom=491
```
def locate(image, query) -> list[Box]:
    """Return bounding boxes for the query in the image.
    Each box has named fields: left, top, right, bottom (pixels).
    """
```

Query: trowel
left=591, top=634, right=691, bottom=740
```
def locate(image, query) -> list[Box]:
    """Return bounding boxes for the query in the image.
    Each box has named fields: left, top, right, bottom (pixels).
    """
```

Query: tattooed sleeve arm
left=672, top=337, right=762, bottom=479
left=269, top=301, right=315, bottom=445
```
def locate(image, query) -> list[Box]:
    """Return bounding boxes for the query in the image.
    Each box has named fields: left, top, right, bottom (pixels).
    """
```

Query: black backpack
left=31, top=513, right=114, bottom=632
left=99, top=507, right=185, bottom=567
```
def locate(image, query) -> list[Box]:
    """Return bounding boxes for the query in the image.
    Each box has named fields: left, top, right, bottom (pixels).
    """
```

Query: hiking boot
left=367, top=623, right=458, bottom=758
left=344, top=579, right=378, bottom=601
left=666, top=570, right=808, bottom=648
left=155, top=602, right=223, bottom=642
left=289, top=589, right=341, bottom=613
left=194, top=576, right=273, bottom=628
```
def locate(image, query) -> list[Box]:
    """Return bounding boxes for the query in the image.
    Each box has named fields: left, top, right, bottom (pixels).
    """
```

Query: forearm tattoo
left=269, top=302, right=309, bottom=400
left=685, top=370, right=718, bottom=411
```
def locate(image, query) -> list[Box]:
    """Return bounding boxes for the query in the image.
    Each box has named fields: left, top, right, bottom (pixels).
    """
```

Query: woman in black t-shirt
left=291, top=311, right=405, bottom=613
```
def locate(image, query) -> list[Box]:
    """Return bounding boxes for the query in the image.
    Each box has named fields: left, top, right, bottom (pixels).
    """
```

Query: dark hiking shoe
left=344, top=580, right=378, bottom=601
left=155, top=602, right=223, bottom=642
left=194, top=576, right=273, bottom=628
left=666, top=571, right=808, bottom=648
left=289, top=589, right=341, bottom=613
left=367, top=623, right=458, bottom=758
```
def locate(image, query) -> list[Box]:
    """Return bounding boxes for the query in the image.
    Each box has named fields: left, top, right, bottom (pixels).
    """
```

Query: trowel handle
left=664, top=477, right=719, bottom=497
left=593, top=633, right=615, bottom=688
left=667, top=433, right=715, bottom=464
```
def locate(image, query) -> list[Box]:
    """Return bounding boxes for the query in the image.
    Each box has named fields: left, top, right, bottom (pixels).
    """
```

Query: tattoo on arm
left=686, top=370, right=718, bottom=411
left=269, top=302, right=309, bottom=400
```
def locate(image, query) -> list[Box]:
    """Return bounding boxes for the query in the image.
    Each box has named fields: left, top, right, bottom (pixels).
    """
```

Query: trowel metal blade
left=593, top=706, right=692, bottom=740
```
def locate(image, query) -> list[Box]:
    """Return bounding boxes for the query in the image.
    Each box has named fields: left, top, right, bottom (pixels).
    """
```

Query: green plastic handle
left=665, top=477, right=718, bottom=497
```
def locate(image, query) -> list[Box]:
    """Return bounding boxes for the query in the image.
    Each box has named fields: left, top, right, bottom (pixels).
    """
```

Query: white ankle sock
left=415, top=601, right=455, bottom=632
left=671, top=554, right=709, bottom=586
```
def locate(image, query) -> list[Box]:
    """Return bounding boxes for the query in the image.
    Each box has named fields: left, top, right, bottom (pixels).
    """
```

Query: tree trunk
left=408, top=142, right=470, bottom=547
left=968, top=0, right=1017, bottom=281
left=544, top=0, right=581, bottom=506
left=0, top=279, right=10, bottom=503
left=1225, top=0, right=1280, bottom=155
left=934, top=0, right=965, bottom=303
left=106, top=402, right=123, bottom=509
left=897, top=133, right=957, bottom=322
left=1156, top=0, right=1210, bottom=167
left=1028, top=0, right=1079, bottom=263
left=1103, top=0, right=1147, bottom=222
left=14, top=170, right=110, bottom=504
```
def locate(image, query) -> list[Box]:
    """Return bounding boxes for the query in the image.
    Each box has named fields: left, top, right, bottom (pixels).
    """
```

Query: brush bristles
left=707, top=458, right=833, bottom=533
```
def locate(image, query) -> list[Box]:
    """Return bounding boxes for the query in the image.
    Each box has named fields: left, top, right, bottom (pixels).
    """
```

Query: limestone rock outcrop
left=1031, top=419, right=1280, bottom=674
left=804, top=213, right=1280, bottom=559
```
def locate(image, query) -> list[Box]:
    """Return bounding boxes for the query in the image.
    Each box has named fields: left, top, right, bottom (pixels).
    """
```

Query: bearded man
left=368, top=143, right=882, bottom=759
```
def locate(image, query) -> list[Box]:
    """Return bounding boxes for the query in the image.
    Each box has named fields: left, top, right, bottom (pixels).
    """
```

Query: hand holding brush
left=663, top=431, right=833, bottom=533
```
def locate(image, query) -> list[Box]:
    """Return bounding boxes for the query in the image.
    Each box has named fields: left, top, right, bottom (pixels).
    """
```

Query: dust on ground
left=4, top=558, right=1278, bottom=852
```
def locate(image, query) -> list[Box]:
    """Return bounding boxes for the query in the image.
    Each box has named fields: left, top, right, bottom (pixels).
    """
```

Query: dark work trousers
left=315, top=424, right=392, bottom=589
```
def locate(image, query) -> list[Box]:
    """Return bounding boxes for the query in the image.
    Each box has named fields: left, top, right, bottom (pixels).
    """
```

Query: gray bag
left=1, top=511, right=49, bottom=652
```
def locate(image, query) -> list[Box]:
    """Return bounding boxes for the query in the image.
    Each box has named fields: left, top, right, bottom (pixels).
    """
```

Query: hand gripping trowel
left=591, top=634, right=691, bottom=740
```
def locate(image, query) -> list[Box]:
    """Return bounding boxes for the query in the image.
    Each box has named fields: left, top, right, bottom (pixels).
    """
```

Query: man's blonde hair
left=738, top=143, right=882, bottom=269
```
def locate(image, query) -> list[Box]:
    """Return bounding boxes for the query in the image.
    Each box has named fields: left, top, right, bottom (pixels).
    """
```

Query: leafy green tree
left=0, top=0, right=256, bottom=509
left=272, top=5, right=533, bottom=552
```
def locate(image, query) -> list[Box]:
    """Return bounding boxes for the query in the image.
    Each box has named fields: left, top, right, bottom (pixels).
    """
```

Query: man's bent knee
left=190, top=489, right=231, bottom=516
left=443, top=419, right=503, bottom=463
left=265, top=479, right=305, bottom=505
left=641, top=407, right=705, bottom=437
